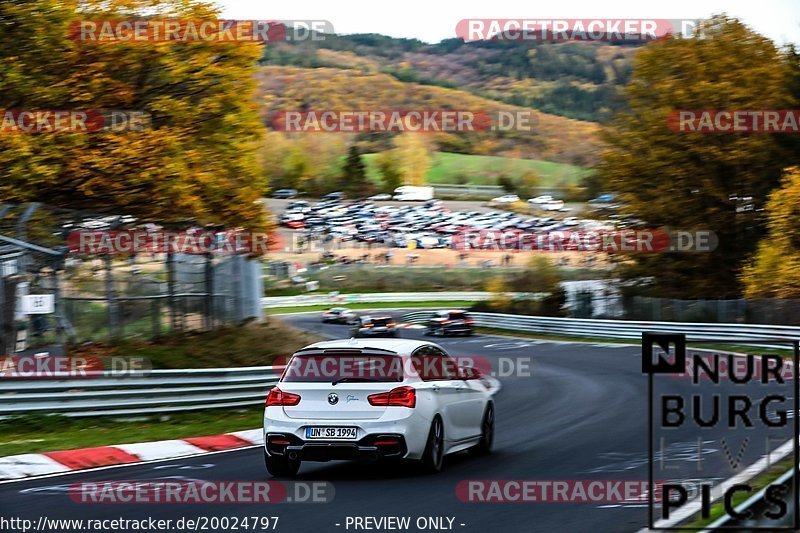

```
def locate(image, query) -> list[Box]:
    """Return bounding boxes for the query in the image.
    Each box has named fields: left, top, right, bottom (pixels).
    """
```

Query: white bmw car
left=263, top=338, right=494, bottom=477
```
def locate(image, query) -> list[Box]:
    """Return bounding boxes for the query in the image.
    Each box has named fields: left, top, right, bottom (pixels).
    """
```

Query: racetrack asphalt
left=1, top=311, right=792, bottom=532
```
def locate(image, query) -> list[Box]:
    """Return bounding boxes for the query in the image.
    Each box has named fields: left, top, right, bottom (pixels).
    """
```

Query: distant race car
left=351, top=315, right=398, bottom=337
left=321, top=307, right=358, bottom=324
left=263, top=338, right=494, bottom=476
left=425, top=310, right=475, bottom=336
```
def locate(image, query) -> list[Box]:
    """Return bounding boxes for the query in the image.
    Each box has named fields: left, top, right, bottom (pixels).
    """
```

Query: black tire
left=434, top=327, right=445, bottom=337
left=264, top=450, right=301, bottom=477
left=421, top=416, right=445, bottom=473
left=473, top=403, right=494, bottom=455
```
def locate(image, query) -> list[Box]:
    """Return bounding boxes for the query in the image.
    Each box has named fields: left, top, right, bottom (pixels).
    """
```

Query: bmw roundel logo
left=328, top=393, right=339, bottom=405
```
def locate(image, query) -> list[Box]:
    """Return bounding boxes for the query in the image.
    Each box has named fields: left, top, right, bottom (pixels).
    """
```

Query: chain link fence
left=0, top=202, right=265, bottom=355
left=60, top=253, right=263, bottom=342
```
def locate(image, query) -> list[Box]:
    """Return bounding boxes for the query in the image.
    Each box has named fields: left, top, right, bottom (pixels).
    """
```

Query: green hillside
left=361, top=152, right=591, bottom=187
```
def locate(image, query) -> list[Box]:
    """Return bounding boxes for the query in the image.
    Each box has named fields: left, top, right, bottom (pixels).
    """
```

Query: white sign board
left=21, top=294, right=55, bottom=314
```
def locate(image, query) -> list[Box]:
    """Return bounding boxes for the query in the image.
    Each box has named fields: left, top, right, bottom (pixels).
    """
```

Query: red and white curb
left=0, top=379, right=500, bottom=482
left=0, top=429, right=263, bottom=481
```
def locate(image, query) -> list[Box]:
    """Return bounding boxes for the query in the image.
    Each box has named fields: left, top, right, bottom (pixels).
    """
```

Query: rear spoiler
left=294, top=346, right=398, bottom=355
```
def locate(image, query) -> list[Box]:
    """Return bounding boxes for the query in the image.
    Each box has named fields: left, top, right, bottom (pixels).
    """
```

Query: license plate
left=305, top=427, right=358, bottom=440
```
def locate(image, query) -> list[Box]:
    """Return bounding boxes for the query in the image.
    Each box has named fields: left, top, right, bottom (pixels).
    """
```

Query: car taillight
left=465, top=319, right=475, bottom=324
left=368, top=386, right=416, bottom=408
left=266, top=388, right=301, bottom=407
left=387, top=322, right=397, bottom=327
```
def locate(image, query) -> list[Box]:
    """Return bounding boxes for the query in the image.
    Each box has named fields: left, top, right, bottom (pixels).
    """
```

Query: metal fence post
left=205, top=253, right=214, bottom=331
left=151, top=298, right=160, bottom=338
left=104, top=255, right=119, bottom=339
left=166, top=252, right=176, bottom=333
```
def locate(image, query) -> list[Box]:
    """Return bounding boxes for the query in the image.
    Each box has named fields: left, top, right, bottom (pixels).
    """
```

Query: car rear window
left=449, top=312, right=468, bottom=320
left=281, top=352, right=404, bottom=383
left=369, top=317, right=391, bottom=326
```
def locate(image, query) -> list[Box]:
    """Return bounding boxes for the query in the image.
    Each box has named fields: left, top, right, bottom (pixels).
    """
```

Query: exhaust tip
left=288, top=451, right=299, bottom=460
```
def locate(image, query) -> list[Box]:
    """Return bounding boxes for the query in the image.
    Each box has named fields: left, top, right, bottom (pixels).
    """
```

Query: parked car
left=272, top=189, right=298, bottom=199
left=322, top=191, right=345, bottom=201
left=425, top=310, right=475, bottom=337
left=491, top=194, right=520, bottom=204
left=351, top=315, right=398, bottom=337
left=321, top=307, right=358, bottom=324
left=369, top=193, right=392, bottom=201
left=393, top=186, right=434, bottom=201
left=540, top=200, right=566, bottom=211
left=528, top=195, right=554, bottom=204
left=263, top=338, right=493, bottom=476
left=588, top=194, right=616, bottom=203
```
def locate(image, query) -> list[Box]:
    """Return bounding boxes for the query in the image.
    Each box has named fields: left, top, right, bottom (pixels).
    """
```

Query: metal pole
left=205, top=253, right=214, bottom=330
left=166, top=252, right=176, bottom=332
left=104, top=255, right=118, bottom=339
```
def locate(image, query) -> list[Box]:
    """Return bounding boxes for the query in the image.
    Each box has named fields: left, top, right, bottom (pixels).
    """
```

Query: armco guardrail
left=263, top=292, right=491, bottom=309
left=401, top=311, right=800, bottom=343
left=0, top=366, right=279, bottom=418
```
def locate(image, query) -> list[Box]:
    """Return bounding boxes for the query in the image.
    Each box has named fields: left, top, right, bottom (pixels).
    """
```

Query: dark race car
left=425, top=310, right=474, bottom=337
left=321, top=307, right=358, bottom=324
left=352, top=315, right=398, bottom=337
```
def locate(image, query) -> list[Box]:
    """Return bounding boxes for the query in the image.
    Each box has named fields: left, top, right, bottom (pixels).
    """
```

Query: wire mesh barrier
left=624, top=296, right=800, bottom=325
left=60, top=254, right=264, bottom=342
left=0, top=203, right=265, bottom=354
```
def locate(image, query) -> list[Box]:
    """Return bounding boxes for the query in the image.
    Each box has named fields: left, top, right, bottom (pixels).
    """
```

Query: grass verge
left=0, top=408, right=264, bottom=458
left=83, top=320, right=324, bottom=369
left=684, top=456, right=794, bottom=530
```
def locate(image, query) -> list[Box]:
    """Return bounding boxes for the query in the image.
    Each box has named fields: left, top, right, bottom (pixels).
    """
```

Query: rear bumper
left=266, top=432, right=407, bottom=462
left=429, top=324, right=473, bottom=334
left=355, top=328, right=396, bottom=336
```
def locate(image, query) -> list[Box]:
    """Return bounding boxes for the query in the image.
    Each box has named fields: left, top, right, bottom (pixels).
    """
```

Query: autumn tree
left=600, top=15, right=800, bottom=297
left=514, top=170, right=540, bottom=199
left=391, top=134, right=430, bottom=186
left=0, top=0, right=267, bottom=230
left=742, top=167, right=800, bottom=298
left=340, top=144, right=370, bottom=197
left=374, top=150, right=402, bottom=193
left=258, top=131, right=291, bottom=191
